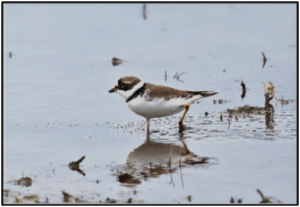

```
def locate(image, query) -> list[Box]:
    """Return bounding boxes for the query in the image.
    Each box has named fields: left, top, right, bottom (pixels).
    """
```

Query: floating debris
left=228, top=82, right=275, bottom=116
left=23, top=195, right=40, bottom=203
left=227, top=105, right=265, bottom=115
left=257, top=189, right=282, bottom=203
left=68, top=156, right=86, bottom=176
left=17, top=177, right=32, bottom=187
left=230, top=197, right=243, bottom=203
left=143, top=4, right=147, bottom=20
left=230, top=189, right=281, bottom=204
left=235, top=114, right=238, bottom=121
left=118, top=173, right=141, bottom=184
left=9, top=52, right=12, bottom=58
left=127, top=198, right=132, bottom=203
left=213, top=99, right=228, bottom=104
left=187, top=195, right=192, bottom=202
left=262, top=52, right=267, bottom=68
left=69, top=156, right=85, bottom=167
left=62, top=191, right=73, bottom=203
left=112, top=57, right=125, bottom=66
left=106, top=197, right=117, bottom=203
left=184, top=157, right=212, bottom=165
left=3, top=189, right=10, bottom=197
left=276, top=95, right=296, bottom=106
left=15, top=196, right=22, bottom=203
left=241, top=81, right=247, bottom=100
left=15, top=190, right=138, bottom=204
left=226, top=81, right=277, bottom=129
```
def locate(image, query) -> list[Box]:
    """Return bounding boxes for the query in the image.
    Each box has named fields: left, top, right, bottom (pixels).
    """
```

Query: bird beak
left=109, top=86, right=118, bottom=93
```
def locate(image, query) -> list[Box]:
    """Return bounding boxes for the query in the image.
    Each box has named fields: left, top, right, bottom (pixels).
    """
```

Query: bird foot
left=179, top=122, right=186, bottom=131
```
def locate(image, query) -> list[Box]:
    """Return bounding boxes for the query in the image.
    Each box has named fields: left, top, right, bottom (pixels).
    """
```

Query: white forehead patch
left=116, top=81, right=145, bottom=100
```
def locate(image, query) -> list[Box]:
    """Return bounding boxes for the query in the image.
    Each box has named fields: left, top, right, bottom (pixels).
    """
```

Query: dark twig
left=264, top=81, right=275, bottom=107
left=173, top=71, right=187, bottom=83
left=257, top=189, right=282, bottom=203
left=69, top=156, right=85, bottom=165
left=241, top=81, right=247, bottom=100
left=164, top=71, right=168, bottom=82
left=173, top=71, right=179, bottom=79
left=62, top=191, right=73, bottom=203
left=262, top=52, right=267, bottom=68
left=69, top=156, right=86, bottom=176
left=177, top=71, right=186, bottom=77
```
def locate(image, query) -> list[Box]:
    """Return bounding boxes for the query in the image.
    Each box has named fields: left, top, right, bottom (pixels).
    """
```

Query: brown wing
left=144, top=83, right=192, bottom=100
left=184, top=90, right=218, bottom=98
left=145, top=83, right=218, bottom=100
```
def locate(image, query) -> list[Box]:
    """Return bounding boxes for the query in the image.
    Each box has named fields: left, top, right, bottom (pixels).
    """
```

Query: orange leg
left=179, top=105, right=190, bottom=130
left=146, top=118, right=150, bottom=133
left=180, top=139, right=191, bottom=156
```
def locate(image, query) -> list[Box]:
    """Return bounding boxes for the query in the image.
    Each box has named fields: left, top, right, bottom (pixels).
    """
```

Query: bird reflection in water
left=117, top=133, right=218, bottom=187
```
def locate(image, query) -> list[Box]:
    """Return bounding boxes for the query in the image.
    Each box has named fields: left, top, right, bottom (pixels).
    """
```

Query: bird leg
left=146, top=118, right=150, bottom=133
left=179, top=105, right=190, bottom=130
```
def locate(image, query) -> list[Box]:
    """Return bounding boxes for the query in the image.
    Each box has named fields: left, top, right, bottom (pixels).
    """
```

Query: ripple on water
left=108, top=109, right=296, bottom=141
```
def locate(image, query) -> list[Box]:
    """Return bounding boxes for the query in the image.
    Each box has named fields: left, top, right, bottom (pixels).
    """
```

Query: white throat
left=116, top=81, right=145, bottom=100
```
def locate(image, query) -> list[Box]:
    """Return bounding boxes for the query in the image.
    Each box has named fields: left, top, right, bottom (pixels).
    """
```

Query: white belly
left=127, top=95, right=200, bottom=118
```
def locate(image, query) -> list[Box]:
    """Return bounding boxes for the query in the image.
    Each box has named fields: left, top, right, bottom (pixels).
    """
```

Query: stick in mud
left=264, top=81, right=275, bottom=107
left=69, top=156, right=85, bottom=166
left=256, top=189, right=281, bottom=203
left=164, top=71, right=168, bottom=82
left=173, top=71, right=179, bottom=79
left=262, top=52, right=267, bottom=68
left=68, top=156, right=86, bottom=176
left=241, top=81, right=247, bottom=100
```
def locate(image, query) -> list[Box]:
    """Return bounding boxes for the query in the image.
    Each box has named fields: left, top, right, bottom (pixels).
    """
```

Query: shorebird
left=109, top=76, right=218, bottom=133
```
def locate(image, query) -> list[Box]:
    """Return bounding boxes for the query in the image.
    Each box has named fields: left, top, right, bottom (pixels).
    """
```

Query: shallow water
left=3, top=3, right=297, bottom=204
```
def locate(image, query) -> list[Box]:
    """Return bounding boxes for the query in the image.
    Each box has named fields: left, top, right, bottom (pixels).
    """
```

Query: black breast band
left=126, top=83, right=146, bottom=103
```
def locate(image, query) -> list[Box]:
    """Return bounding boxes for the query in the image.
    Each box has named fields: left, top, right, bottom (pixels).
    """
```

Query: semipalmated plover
left=109, top=76, right=218, bottom=133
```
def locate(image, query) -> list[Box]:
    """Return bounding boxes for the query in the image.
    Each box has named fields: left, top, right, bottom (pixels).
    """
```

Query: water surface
left=3, top=3, right=297, bottom=204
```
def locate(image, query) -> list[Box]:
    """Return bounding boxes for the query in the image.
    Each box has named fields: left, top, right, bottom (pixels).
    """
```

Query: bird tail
left=185, top=90, right=218, bottom=98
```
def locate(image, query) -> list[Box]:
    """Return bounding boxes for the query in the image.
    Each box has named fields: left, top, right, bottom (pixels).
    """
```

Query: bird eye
left=120, top=82, right=125, bottom=88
